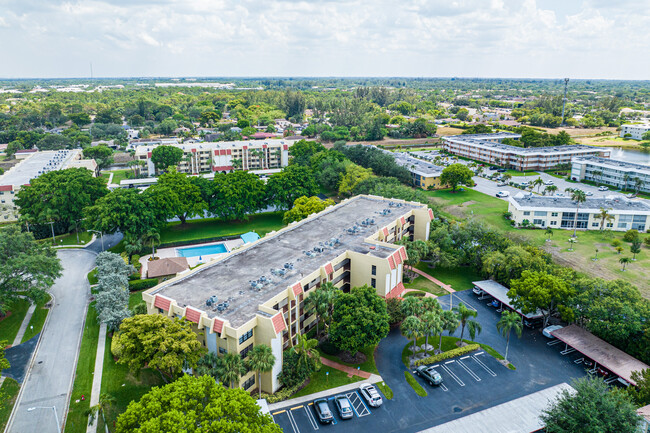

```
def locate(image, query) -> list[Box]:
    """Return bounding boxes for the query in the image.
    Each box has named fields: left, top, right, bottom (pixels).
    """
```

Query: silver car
left=359, top=383, right=383, bottom=407
left=334, top=395, right=354, bottom=420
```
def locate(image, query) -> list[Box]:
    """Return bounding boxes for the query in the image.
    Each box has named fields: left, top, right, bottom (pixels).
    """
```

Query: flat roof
left=0, top=149, right=80, bottom=186
left=152, top=196, right=422, bottom=327
left=510, top=195, right=650, bottom=213
left=134, top=138, right=296, bottom=155
left=445, top=136, right=603, bottom=155
left=384, top=150, right=444, bottom=177
left=551, top=324, right=649, bottom=385
left=572, top=156, right=650, bottom=174
left=472, top=280, right=543, bottom=319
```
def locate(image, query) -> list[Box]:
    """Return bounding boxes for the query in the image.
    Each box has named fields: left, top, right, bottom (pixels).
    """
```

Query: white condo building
left=620, top=124, right=650, bottom=140
left=571, top=156, right=650, bottom=194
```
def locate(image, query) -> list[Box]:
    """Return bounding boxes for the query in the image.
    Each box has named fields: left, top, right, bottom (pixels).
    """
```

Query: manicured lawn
left=159, top=212, right=285, bottom=245
left=415, top=263, right=483, bottom=292
left=0, top=298, right=31, bottom=344
left=87, top=269, right=98, bottom=285
left=21, top=294, right=52, bottom=343
left=425, top=188, right=509, bottom=229
left=65, top=304, right=99, bottom=433
left=292, top=367, right=363, bottom=398
left=50, top=231, right=93, bottom=247
left=102, top=169, right=131, bottom=185
left=404, top=273, right=449, bottom=296
left=128, top=292, right=144, bottom=310
left=375, top=381, right=393, bottom=399
left=317, top=345, right=379, bottom=375
left=502, top=169, right=539, bottom=176
left=404, top=371, right=427, bottom=397
left=0, top=378, right=20, bottom=431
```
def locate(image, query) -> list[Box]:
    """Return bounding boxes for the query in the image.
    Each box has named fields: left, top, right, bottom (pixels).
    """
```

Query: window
left=242, top=375, right=255, bottom=390
left=534, top=211, right=547, bottom=217
left=592, top=222, right=599, bottom=227
left=240, top=344, right=253, bottom=359
left=219, top=347, right=228, bottom=354
left=371, top=265, right=376, bottom=276
left=550, top=221, right=557, bottom=226
left=523, top=211, right=530, bottom=216
left=551, top=212, right=558, bottom=217
left=239, top=329, right=253, bottom=345
left=618, top=222, right=628, bottom=229
left=371, top=278, right=376, bottom=288
left=533, top=219, right=545, bottom=226
left=606, top=222, right=613, bottom=228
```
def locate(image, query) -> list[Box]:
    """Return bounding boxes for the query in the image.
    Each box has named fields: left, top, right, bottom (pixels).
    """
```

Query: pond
left=603, top=147, right=650, bottom=165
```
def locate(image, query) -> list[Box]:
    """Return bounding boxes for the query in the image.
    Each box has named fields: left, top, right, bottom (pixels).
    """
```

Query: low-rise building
left=620, top=124, right=650, bottom=140
left=142, top=195, right=433, bottom=394
left=507, top=194, right=650, bottom=232
left=442, top=133, right=610, bottom=171
left=571, top=156, right=650, bottom=194
left=383, top=149, right=445, bottom=189
left=0, top=149, right=98, bottom=222
left=134, top=139, right=295, bottom=176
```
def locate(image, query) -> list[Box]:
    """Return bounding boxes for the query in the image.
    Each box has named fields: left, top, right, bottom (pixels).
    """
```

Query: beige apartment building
left=142, top=195, right=433, bottom=394
left=0, top=149, right=98, bottom=222
left=133, top=139, right=295, bottom=176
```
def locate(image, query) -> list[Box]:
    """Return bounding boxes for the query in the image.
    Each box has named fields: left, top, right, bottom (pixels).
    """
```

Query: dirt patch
left=544, top=245, right=618, bottom=281
left=338, top=350, right=367, bottom=365
left=444, top=201, right=477, bottom=219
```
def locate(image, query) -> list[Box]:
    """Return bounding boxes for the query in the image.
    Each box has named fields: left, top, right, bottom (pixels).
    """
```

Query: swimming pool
left=177, top=243, right=228, bottom=258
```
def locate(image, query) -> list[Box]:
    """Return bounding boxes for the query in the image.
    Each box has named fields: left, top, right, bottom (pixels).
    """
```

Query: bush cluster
left=128, top=278, right=159, bottom=292
left=414, top=344, right=480, bottom=366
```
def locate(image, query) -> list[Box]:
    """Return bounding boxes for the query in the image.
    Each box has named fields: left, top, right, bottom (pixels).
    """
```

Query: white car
left=544, top=180, right=554, bottom=185
left=542, top=325, right=563, bottom=338
left=359, top=383, right=383, bottom=407
left=496, top=191, right=510, bottom=198
left=598, top=186, right=608, bottom=191
left=585, top=191, right=593, bottom=196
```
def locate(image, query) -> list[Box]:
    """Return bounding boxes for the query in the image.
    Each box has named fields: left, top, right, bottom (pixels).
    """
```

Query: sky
left=0, top=0, right=648, bottom=80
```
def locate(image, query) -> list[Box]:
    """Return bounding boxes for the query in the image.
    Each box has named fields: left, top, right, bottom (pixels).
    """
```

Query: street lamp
left=88, top=230, right=104, bottom=251
left=27, top=406, right=61, bottom=433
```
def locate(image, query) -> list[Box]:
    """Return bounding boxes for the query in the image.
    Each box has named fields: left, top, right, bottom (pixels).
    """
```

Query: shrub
left=644, top=238, right=650, bottom=247
left=386, top=298, right=405, bottom=325
left=319, top=338, right=339, bottom=356
left=131, top=255, right=142, bottom=271
left=128, top=278, right=158, bottom=292
left=260, top=383, right=302, bottom=403
left=278, top=350, right=315, bottom=388
left=414, top=344, right=480, bottom=366
left=623, top=229, right=639, bottom=242
left=611, top=239, right=623, bottom=247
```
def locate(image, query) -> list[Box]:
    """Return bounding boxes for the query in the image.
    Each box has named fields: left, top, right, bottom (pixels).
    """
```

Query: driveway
left=7, top=249, right=97, bottom=433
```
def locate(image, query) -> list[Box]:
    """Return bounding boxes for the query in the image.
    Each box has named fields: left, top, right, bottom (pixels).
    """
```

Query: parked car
left=472, top=286, right=484, bottom=296
left=542, top=325, right=563, bottom=338
left=544, top=180, right=554, bottom=185
left=555, top=192, right=565, bottom=197
left=497, top=182, right=508, bottom=187
left=523, top=317, right=543, bottom=328
left=334, top=395, right=354, bottom=420
left=598, top=186, right=609, bottom=191
left=313, top=398, right=334, bottom=424
left=415, top=366, right=443, bottom=386
left=585, top=191, right=593, bottom=196
left=489, top=166, right=498, bottom=170
left=359, top=383, right=383, bottom=407
left=496, top=191, right=510, bottom=198
left=497, top=168, right=507, bottom=173
left=519, top=182, right=530, bottom=188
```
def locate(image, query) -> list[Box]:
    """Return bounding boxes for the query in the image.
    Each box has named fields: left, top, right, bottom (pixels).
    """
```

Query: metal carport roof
left=472, top=280, right=543, bottom=320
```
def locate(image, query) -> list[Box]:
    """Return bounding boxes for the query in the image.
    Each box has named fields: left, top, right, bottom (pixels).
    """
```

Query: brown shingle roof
left=147, top=257, right=189, bottom=278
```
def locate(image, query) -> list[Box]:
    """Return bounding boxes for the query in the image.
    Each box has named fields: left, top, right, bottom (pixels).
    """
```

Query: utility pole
left=561, top=78, right=569, bottom=126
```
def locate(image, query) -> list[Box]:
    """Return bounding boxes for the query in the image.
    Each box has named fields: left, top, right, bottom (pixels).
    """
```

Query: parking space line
left=440, top=383, right=449, bottom=392
left=291, top=405, right=304, bottom=410
left=457, top=359, right=481, bottom=381
left=272, top=410, right=286, bottom=415
left=471, top=355, right=497, bottom=377
left=441, top=364, right=465, bottom=386
left=444, top=360, right=455, bottom=364
left=346, top=391, right=371, bottom=417
left=286, top=410, right=300, bottom=433
left=460, top=356, right=470, bottom=360
left=304, top=405, right=319, bottom=430
left=475, top=351, right=484, bottom=356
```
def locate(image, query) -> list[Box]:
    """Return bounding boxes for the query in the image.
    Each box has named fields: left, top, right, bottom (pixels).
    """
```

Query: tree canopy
left=151, top=145, right=184, bottom=173
left=82, top=145, right=113, bottom=170
left=283, top=196, right=335, bottom=224
left=440, top=163, right=474, bottom=192
left=115, top=374, right=282, bottom=433
left=210, top=171, right=267, bottom=221
left=266, top=165, right=319, bottom=210
left=148, top=169, right=207, bottom=224
left=508, top=270, right=574, bottom=328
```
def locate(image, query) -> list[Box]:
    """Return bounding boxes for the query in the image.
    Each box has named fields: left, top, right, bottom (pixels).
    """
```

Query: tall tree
left=283, top=196, right=335, bottom=224
left=148, top=169, right=207, bottom=224
left=439, top=310, right=459, bottom=353
left=440, top=164, right=474, bottom=192
left=82, top=145, right=114, bottom=170
left=540, top=376, right=639, bottom=433
left=151, top=145, right=184, bottom=173
left=337, top=163, right=373, bottom=197
left=401, top=315, right=422, bottom=358
left=568, top=188, right=587, bottom=237
left=496, top=311, right=522, bottom=362
left=0, top=226, right=62, bottom=314
left=210, top=171, right=266, bottom=221
left=291, top=334, right=322, bottom=373
left=508, top=270, right=574, bottom=328
left=246, top=345, right=276, bottom=399
left=15, top=168, right=108, bottom=231
left=595, top=207, right=614, bottom=231
left=115, top=375, right=282, bottom=433
left=86, top=393, right=115, bottom=427
left=420, top=311, right=443, bottom=357
left=216, top=352, right=247, bottom=389
left=266, top=165, right=319, bottom=210
left=453, top=302, right=482, bottom=344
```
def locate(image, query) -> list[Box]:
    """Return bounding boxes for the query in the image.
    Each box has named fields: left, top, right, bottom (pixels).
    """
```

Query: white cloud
left=0, top=0, right=647, bottom=78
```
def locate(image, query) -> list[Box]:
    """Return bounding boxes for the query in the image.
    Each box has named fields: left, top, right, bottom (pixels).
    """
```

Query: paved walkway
left=11, top=303, right=36, bottom=347
left=320, top=357, right=372, bottom=379
left=86, top=323, right=107, bottom=433
left=406, top=266, right=455, bottom=293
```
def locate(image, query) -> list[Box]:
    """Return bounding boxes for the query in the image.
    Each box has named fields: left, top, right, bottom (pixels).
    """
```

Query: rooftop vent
left=205, top=295, right=219, bottom=307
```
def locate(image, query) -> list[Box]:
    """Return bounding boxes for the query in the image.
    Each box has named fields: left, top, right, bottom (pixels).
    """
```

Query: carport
left=472, top=280, right=543, bottom=322
left=551, top=324, right=650, bottom=386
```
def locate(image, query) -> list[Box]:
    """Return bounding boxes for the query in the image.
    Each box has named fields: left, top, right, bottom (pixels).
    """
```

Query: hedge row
left=128, top=278, right=158, bottom=292
left=158, top=235, right=241, bottom=249
left=260, top=383, right=302, bottom=403
left=414, top=344, right=480, bottom=366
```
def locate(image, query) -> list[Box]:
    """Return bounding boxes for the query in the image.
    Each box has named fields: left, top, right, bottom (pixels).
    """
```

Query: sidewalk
left=406, top=266, right=455, bottom=293
left=11, top=303, right=36, bottom=347
left=86, top=323, right=107, bottom=433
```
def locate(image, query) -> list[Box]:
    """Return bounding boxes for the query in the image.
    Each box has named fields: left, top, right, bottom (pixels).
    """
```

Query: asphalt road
left=7, top=249, right=97, bottom=433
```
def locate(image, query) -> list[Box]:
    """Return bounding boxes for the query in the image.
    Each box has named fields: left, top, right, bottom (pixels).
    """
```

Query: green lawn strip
left=128, top=292, right=144, bottom=310
left=403, top=291, right=426, bottom=298
left=159, top=212, right=285, bottom=244
left=49, top=231, right=93, bottom=247
left=292, top=368, right=363, bottom=398
left=0, top=378, right=20, bottom=431
left=317, top=346, right=379, bottom=375
left=64, top=304, right=99, bottom=433
left=502, top=169, right=539, bottom=176
left=425, top=188, right=509, bottom=230
left=414, top=263, right=483, bottom=292
left=102, top=169, right=131, bottom=184
left=402, top=336, right=508, bottom=368
left=404, top=274, right=449, bottom=296
left=0, top=298, right=31, bottom=343
left=87, top=269, right=98, bottom=285
left=404, top=371, right=427, bottom=397
left=375, top=381, right=393, bottom=399
left=20, top=294, right=52, bottom=343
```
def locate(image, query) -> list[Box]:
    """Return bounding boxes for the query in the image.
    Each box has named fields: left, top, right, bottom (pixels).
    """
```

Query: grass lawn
left=102, top=169, right=131, bottom=185
left=317, top=345, right=379, bottom=375
left=49, top=231, right=93, bottom=247
left=292, top=368, right=363, bottom=398
left=425, top=188, right=509, bottom=229
left=159, top=212, right=285, bottom=245
left=0, top=298, right=31, bottom=344
left=375, top=381, right=393, bottom=399
left=0, top=378, right=20, bottom=431
left=404, top=371, right=427, bottom=397
left=401, top=336, right=506, bottom=368
left=64, top=304, right=99, bottom=433
left=21, top=294, right=52, bottom=343
left=502, top=169, right=539, bottom=176
left=87, top=269, right=98, bottom=285
left=414, top=263, right=483, bottom=293
left=128, top=291, right=144, bottom=310
left=404, top=273, right=449, bottom=296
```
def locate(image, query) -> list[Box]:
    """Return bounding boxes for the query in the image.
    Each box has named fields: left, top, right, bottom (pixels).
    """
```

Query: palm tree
left=86, top=393, right=115, bottom=427
left=401, top=316, right=422, bottom=359
left=545, top=227, right=553, bottom=242
left=140, top=229, right=161, bottom=259
left=196, top=352, right=220, bottom=381
left=533, top=177, right=544, bottom=193
left=569, top=189, right=587, bottom=237
left=634, top=177, right=644, bottom=194
left=595, top=207, right=614, bottom=231
left=619, top=257, right=631, bottom=271
left=631, top=241, right=642, bottom=260
left=591, top=170, right=602, bottom=185
left=544, top=185, right=558, bottom=196
left=420, top=311, right=442, bottom=357
left=246, top=345, right=276, bottom=399
left=502, top=173, right=512, bottom=183
left=622, top=174, right=630, bottom=191
left=453, top=302, right=482, bottom=345
left=216, top=353, right=246, bottom=389
left=304, top=289, right=328, bottom=339
left=292, top=334, right=321, bottom=372
left=496, top=311, right=523, bottom=363
left=438, top=310, right=459, bottom=354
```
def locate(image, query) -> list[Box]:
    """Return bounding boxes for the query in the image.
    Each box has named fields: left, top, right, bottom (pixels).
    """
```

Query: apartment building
left=0, top=149, right=98, bottom=222
left=620, top=124, right=650, bottom=140
left=133, top=139, right=295, bottom=176
left=571, top=156, right=650, bottom=194
left=383, top=149, right=445, bottom=189
left=142, top=195, right=433, bottom=394
left=507, top=194, right=650, bottom=232
left=442, top=133, right=609, bottom=171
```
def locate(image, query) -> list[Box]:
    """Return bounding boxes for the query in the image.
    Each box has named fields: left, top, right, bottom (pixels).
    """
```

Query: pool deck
left=139, top=239, right=244, bottom=275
